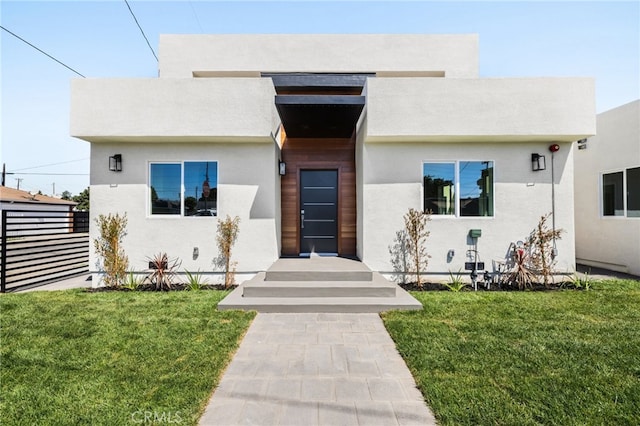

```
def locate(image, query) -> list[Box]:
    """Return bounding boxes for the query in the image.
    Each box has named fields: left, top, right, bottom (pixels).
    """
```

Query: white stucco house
left=574, top=100, right=640, bottom=276
left=70, top=34, right=595, bottom=284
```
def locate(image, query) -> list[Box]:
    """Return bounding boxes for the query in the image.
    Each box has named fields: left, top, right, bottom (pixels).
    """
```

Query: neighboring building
left=0, top=186, right=76, bottom=212
left=0, top=186, right=77, bottom=236
left=574, top=100, right=640, bottom=276
left=70, top=34, right=595, bottom=283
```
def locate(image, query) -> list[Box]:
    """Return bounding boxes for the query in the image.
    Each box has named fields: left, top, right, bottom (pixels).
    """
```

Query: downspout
left=549, top=144, right=560, bottom=258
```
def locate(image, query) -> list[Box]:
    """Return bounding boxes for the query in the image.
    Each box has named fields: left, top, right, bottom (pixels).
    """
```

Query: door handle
left=300, top=210, right=305, bottom=229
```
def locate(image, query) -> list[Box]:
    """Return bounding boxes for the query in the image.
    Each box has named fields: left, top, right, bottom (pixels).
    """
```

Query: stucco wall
left=574, top=100, right=640, bottom=275
left=359, top=141, right=576, bottom=279
left=159, top=34, right=479, bottom=78
left=71, top=78, right=279, bottom=142
left=89, top=142, right=280, bottom=285
left=366, top=77, right=596, bottom=142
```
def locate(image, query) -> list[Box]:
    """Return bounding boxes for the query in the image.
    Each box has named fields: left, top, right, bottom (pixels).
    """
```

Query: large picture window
left=150, top=161, right=218, bottom=216
left=602, top=167, right=640, bottom=218
left=423, top=161, right=494, bottom=217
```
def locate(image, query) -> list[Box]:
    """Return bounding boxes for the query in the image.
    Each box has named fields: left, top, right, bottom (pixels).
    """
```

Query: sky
left=1, top=0, right=639, bottom=197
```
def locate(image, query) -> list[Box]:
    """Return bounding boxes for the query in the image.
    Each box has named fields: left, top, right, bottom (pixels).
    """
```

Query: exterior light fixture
left=531, top=153, right=546, bottom=171
left=577, top=138, right=587, bottom=150
left=109, top=154, right=122, bottom=172
left=279, top=161, right=286, bottom=176
left=549, top=144, right=560, bottom=153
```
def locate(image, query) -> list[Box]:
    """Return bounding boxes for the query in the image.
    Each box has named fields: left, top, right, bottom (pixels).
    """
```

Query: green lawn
left=382, top=279, right=640, bottom=426
left=0, top=290, right=255, bottom=426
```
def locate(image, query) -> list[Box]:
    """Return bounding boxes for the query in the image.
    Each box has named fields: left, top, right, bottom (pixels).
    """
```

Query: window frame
left=148, top=160, right=218, bottom=218
left=600, top=166, right=640, bottom=219
left=422, top=159, right=495, bottom=218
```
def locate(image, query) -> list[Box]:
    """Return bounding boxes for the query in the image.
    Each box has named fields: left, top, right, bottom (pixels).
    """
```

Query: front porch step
left=217, top=289, right=423, bottom=313
left=242, top=272, right=396, bottom=298
left=217, top=257, right=423, bottom=313
left=265, top=270, right=373, bottom=282
left=264, top=258, right=373, bottom=282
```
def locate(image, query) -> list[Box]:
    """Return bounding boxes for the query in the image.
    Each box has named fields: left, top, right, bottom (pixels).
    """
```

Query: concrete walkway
left=199, top=313, right=436, bottom=426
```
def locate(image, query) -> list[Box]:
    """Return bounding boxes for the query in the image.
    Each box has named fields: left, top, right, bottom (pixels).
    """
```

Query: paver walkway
left=199, top=313, right=436, bottom=425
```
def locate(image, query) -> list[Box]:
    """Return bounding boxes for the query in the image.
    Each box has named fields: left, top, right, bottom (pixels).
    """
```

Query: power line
left=12, top=172, right=89, bottom=176
left=124, top=0, right=158, bottom=62
left=10, top=157, right=90, bottom=172
left=0, top=25, right=86, bottom=78
left=188, top=1, right=204, bottom=33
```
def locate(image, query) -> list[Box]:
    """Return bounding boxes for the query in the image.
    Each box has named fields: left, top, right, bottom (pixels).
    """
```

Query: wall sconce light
left=279, top=161, right=286, bottom=176
left=531, top=153, right=546, bottom=171
left=577, top=138, right=587, bottom=150
left=109, top=154, right=122, bottom=172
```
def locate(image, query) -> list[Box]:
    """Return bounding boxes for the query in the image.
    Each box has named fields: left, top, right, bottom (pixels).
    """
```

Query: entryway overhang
left=275, top=95, right=365, bottom=138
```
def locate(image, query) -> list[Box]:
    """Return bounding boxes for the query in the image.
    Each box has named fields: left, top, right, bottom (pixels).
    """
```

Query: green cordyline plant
left=93, top=213, right=129, bottom=287
left=444, top=269, right=468, bottom=292
left=122, top=272, right=143, bottom=290
left=184, top=270, right=208, bottom=291
left=216, top=215, right=240, bottom=289
left=403, top=208, right=431, bottom=288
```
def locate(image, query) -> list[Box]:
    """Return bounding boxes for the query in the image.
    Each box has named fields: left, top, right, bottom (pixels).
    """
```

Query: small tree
left=403, top=208, right=431, bottom=288
left=216, top=215, right=240, bottom=289
left=93, top=213, right=128, bottom=287
left=527, top=213, right=563, bottom=287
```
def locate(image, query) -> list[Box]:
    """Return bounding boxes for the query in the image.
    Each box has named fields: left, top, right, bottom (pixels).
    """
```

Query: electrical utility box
left=469, top=229, right=482, bottom=238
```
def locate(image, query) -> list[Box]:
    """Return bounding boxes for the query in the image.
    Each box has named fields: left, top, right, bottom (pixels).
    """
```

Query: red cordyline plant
left=502, top=213, right=563, bottom=290
left=146, top=252, right=181, bottom=291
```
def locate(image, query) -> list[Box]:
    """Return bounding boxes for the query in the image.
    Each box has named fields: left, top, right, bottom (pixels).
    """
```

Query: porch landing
left=218, top=257, right=422, bottom=313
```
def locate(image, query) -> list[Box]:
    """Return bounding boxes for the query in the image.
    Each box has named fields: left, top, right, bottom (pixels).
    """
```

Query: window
left=627, top=167, right=640, bottom=218
left=150, top=161, right=217, bottom=216
left=602, top=172, right=623, bottom=216
left=423, top=161, right=494, bottom=217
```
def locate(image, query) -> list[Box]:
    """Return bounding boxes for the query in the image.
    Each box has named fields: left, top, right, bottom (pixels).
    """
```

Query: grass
left=0, top=290, right=255, bottom=426
left=382, top=279, right=640, bottom=425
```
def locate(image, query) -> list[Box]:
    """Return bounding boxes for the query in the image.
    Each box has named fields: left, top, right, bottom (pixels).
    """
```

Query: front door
left=300, top=169, right=338, bottom=254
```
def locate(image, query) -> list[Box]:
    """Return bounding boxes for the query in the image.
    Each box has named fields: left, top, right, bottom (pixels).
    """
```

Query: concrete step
left=242, top=273, right=396, bottom=298
left=264, top=257, right=373, bottom=282
left=218, top=285, right=422, bottom=313
left=265, top=270, right=373, bottom=282
left=217, top=257, right=423, bottom=313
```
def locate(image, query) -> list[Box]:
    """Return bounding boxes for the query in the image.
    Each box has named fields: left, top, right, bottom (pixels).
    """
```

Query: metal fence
left=1, top=209, right=89, bottom=292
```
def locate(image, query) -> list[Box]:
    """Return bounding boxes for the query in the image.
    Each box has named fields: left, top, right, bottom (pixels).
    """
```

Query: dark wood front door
left=300, top=170, right=338, bottom=254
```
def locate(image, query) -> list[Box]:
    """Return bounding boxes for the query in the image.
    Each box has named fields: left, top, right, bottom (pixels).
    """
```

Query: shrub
left=527, top=213, right=563, bottom=287
left=122, top=272, right=143, bottom=290
left=146, top=252, right=181, bottom=291
left=403, top=208, right=431, bottom=288
left=93, top=213, right=129, bottom=287
left=444, top=270, right=468, bottom=292
left=184, top=270, right=208, bottom=291
left=215, top=215, right=240, bottom=289
left=501, top=213, right=564, bottom=290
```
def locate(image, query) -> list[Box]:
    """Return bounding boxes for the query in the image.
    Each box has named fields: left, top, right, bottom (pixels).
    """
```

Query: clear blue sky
left=1, top=0, right=638, bottom=196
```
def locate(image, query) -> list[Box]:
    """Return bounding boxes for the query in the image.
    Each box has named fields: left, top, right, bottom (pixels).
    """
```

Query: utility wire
left=188, top=0, right=204, bottom=32
left=0, top=25, right=86, bottom=78
left=10, top=157, right=90, bottom=172
left=12, top=172, right=89, bottom=176
left=124, top=0, right=158, bottom=62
